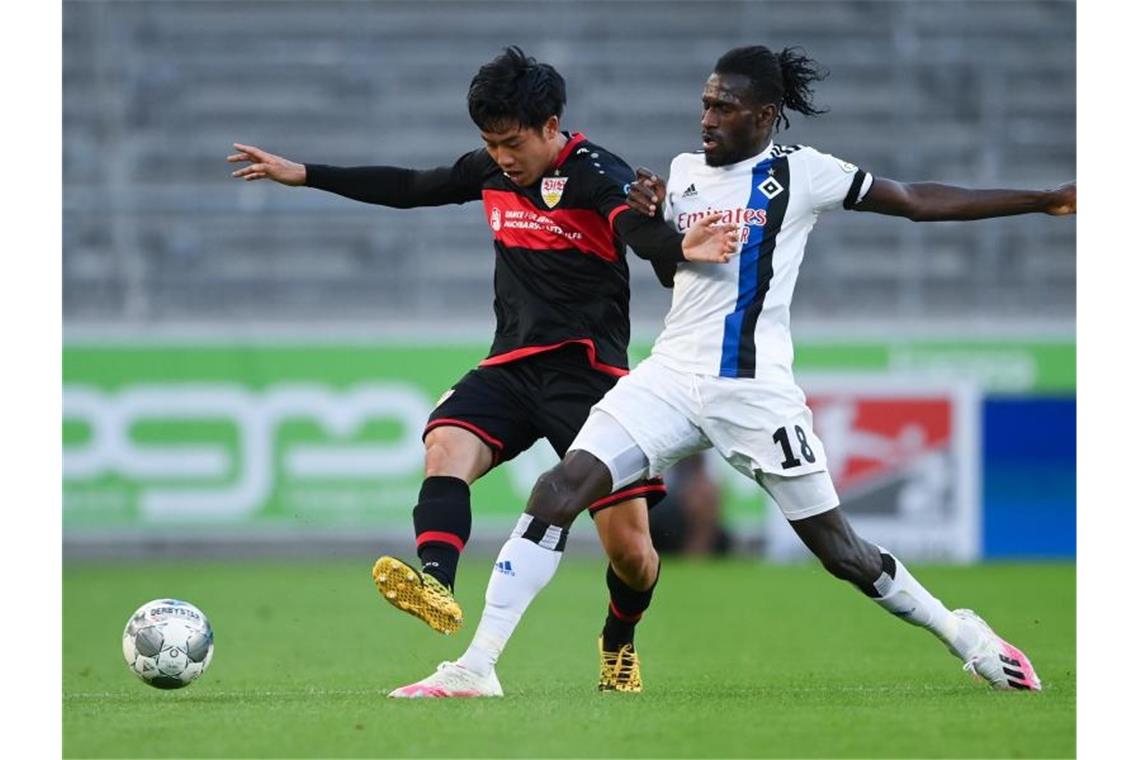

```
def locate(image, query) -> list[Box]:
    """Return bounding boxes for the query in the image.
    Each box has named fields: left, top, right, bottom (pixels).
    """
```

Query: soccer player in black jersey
left=229, top=46, right=738, bottom=694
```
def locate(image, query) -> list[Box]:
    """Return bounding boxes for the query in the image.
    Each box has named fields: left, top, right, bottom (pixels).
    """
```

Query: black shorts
left=424, top=344, right=666, bottom=514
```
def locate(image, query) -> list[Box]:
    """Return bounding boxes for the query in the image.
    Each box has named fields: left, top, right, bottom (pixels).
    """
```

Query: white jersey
left=652, top=142, right=872, bottom=378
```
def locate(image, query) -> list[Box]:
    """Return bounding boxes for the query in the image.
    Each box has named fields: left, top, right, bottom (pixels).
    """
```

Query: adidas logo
left=681, top=183, right=699, bottom=198
left=494, top=560, right=516, bottom=576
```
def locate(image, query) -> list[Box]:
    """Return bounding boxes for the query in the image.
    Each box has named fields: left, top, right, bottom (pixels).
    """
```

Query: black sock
left=412, top=476, right=471, bottom=590
left=601, top=563, right=659, bottom=651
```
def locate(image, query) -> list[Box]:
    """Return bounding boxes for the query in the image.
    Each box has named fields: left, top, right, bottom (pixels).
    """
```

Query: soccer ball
left=122, top=599, right=214, bottom=689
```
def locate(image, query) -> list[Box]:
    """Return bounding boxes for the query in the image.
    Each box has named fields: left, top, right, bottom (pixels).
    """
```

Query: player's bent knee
left=527, top=455, right=612, bottom=527
left=526, top=467, right=577, bottom=526
left=422, top=440, right=453, bottom=476
left=422, top=427, right=490, bottom=480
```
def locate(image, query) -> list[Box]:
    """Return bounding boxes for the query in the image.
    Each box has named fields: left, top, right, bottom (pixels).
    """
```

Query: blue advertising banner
left=982, top=397, right=1076, bottom=558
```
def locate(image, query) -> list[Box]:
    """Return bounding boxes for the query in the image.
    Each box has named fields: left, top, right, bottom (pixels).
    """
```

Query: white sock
left=457, top=515, right=566, bottom=676
left=871, top=550, right=976, bottom=659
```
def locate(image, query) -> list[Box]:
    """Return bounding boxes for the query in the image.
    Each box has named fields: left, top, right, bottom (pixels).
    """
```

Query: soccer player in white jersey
left=390, top=45, right=1076, bottom=698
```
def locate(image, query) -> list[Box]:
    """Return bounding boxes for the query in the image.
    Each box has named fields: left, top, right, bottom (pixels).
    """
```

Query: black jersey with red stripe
left=433, top=133, right=638, bottom=375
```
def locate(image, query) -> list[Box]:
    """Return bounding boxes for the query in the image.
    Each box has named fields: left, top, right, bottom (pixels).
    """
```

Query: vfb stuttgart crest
left=541, top=177, right=568, bottom=208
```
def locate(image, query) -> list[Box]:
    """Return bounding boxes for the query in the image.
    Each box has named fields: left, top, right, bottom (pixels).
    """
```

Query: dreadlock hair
left=714, top=45, right=828, bottom=131
left=467, top=45, right=567, bottom=133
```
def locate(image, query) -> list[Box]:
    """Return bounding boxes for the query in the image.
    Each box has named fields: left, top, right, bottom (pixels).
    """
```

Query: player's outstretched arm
left=624, top=167, right=674, bottom=287
left=854, top=178, right=1076, bottom=221
left=228, top=143, right=306, bottom=185
left=227, top=143, right=485, bottom=208
left=613, top=210, right=738, bottom=270
left=623, top=168, right=676, bottom=286
left=614, top=168, right=737, bottom=283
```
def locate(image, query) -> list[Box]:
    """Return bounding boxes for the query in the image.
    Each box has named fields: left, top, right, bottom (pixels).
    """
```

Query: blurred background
left=62, top=0, right=1075, bottom=564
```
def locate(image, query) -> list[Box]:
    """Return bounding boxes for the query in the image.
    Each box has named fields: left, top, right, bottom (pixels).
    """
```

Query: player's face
left=700, top=73, right=771, bottom=167
left=479, top=117, right=562, bottom=187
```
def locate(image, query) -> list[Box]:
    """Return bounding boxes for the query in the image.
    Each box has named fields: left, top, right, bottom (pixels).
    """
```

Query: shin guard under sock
left=413, top=476, right=471, bottom=590
left=457, top=514, right=567, bottom=676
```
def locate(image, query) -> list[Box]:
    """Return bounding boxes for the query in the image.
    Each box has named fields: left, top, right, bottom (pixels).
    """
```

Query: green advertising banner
left=63, top=337, right=1073, bottom=533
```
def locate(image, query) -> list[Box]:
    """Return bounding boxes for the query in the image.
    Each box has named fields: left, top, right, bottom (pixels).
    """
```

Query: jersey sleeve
left=304, top=148, right=492, bottom=208
left=399, top=148, right=492, bottom=205
left=604, top=150, right=686, bottom=277
left=445, top=149, right=497, bottom=201
left=802, top=147, right=874, bottom=213
left=585, top=150, right=637, bottom=228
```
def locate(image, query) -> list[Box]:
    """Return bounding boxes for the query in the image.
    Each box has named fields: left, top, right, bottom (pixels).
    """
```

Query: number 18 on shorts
left=579, top=355, right=838, bottom=520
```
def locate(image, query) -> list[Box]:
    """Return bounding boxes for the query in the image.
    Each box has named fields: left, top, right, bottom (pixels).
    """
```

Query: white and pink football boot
left=388, top=661, right=503, bottom=698
left=955, top=609, right=1042, bottom=691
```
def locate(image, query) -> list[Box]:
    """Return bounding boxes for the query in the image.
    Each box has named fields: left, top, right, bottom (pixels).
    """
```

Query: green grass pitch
left=64, top=557, right=1074, bottom=758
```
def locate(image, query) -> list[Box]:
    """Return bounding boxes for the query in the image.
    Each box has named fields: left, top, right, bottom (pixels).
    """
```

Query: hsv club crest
left=541, top=177, right=568, bottom=208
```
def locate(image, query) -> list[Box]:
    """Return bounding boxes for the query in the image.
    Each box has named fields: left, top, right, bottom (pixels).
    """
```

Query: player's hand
left=227, top=143, right=306, bottom=186
left=681, top=212, right=741, bottom=263
left=1043, top=181, right=1075, bottom=215
left=627, top=167, right=667, bottom=217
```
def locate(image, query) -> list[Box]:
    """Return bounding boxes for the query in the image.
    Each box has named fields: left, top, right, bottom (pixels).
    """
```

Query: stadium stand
left=63, top=1, right=1074, bottom=329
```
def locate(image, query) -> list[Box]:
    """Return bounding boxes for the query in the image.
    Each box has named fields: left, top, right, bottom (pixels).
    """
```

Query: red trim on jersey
left=587, top=482, right=668, bottom=512
left=608, top=600, right=643, bottom=623
left=553, top=132, right=587, bottom=169
left=424, top=418, right=505, bottom=451
left=415, top=531, right=466, bottom=551
left=479, top=338, right=629, bottom=378
left=607, top=203, right=631, bottom=229
left=483, top=189, right=618, bottom=262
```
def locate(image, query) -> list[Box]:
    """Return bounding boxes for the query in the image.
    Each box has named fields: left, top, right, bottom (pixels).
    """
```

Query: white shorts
left=569, top=355, right=839, bottom=521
